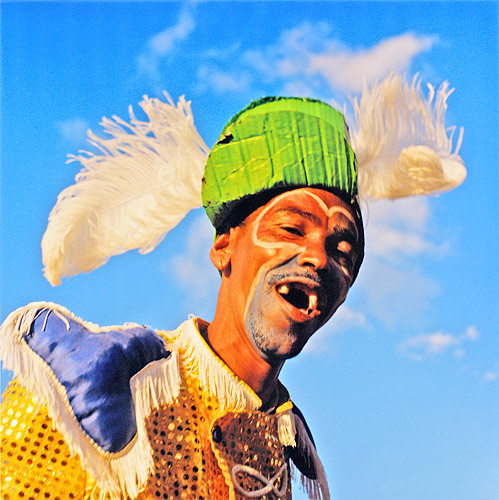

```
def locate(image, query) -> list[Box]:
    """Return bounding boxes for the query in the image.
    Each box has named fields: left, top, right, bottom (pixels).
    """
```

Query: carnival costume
left=1, top=75, right=466, bottom=499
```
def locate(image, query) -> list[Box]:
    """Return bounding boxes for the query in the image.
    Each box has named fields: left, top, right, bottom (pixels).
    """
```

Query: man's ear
left=210, top=232, right=232, bottom=273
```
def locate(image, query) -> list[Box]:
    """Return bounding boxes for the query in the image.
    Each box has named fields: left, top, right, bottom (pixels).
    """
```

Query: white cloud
left=398, top=332, right=458, bottom=360
left=308, top=33, right=435, bottom=93
left=397, top=326, right=479, bottom=361
left=357, top=256, right=441, bottom=327
left=281, top=80, right=317, bottom=98
left=333, top=305, right=369, bottom=329
left=351, top=196, right=455, bottom=327
left=303, top=305, right=369, bottom=354
left=148, top=11, right=194, bottom=56
left=364, top=197, right=449, bottom=259
left=462, top=325, right=479, bottom=341
left=243, top=21, right=331, bottom=82
left=136, top=9, right=195, bottom=87
left=57, top=118, right=89, bottom=146
left=243, top=24, right=435, bottom=95
left=484, top=371, right=498, bottom=382
left=197, top=65, right=251, bottom=93
left=198, top=22, right=435, bottom=96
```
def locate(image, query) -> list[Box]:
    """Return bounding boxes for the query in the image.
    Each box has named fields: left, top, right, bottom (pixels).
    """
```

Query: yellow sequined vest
left=0, top=303, right=329, bottom=500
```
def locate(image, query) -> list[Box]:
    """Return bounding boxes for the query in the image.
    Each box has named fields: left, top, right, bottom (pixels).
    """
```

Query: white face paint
left=251, top=189, right=358, bottom=279
left=232, top=188, right=360, bottom=361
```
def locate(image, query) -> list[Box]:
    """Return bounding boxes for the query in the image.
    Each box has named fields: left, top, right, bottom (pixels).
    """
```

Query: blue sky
left=1, top=2, right=498, bottom=500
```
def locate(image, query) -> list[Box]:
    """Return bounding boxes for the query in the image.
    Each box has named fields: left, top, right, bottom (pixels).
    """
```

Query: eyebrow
left=330, top=214, right=359, bottom=239
left=271, top=207, right=323, bottom=226
left=329, top=226, right=359, bottom=246
left=271, top=207, right=359, bottom=241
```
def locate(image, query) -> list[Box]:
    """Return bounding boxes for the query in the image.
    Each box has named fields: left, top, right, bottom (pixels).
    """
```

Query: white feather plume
left=42, top=94, right=209, bottom=285
left=41, top=77, right=466, bottom=285
left=350, top=74, right=466, bottom=199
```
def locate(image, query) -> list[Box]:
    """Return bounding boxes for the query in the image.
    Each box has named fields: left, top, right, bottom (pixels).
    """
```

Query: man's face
left=224, top=187, right=361, bottom=363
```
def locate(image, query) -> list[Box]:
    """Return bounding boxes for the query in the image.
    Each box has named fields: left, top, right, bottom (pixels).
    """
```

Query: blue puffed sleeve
left=23, top=308, right=170, bottom=453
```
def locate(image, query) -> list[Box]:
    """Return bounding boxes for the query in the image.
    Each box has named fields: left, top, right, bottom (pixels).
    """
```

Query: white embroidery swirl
left=231, top=462, right=288, bottom=498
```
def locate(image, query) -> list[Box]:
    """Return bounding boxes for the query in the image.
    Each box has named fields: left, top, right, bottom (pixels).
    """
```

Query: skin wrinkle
left=253, top=189, right=358, bottom=280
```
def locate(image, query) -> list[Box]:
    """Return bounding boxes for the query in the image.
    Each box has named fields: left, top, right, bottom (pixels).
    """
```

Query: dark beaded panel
left=211, top=411, right=291, bottom=500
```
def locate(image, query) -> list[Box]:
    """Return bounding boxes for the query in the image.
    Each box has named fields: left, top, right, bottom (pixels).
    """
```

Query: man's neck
left=202, top=311, right=284, bottom=407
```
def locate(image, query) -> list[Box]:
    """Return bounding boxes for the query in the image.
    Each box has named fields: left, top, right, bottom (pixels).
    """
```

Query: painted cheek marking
left=299, top=192, right=357, bottom=279
left=243, top=259, right=280, bottom=333
left=251, top=192, right=307, bottom=251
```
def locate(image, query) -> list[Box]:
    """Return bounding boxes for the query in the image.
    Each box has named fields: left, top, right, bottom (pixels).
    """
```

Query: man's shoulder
left=0, top=301, right=186, bottom=498
left=0, top=302, right=179, bottom=451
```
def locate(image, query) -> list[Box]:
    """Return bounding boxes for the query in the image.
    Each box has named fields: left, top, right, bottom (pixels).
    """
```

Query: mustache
left=264, top=258, right=342, bottom=304
left=267, top=268, right=324, bottom=288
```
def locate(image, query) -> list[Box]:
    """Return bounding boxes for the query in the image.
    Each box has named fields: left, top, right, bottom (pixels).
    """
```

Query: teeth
left=278, top=284, right=290, bottom=295
left=308, top=293, right=318, bottom=311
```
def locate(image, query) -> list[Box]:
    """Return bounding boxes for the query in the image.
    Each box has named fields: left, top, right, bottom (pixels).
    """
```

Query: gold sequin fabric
left=145, top=376, right=229, bottom=500
left=211, top=411, right=291, bottom=500
left=1, top=316, right=297, bottom=500
left=145, top=375, right=291, bottom=500
left=0, top=381, right=87, bottom=500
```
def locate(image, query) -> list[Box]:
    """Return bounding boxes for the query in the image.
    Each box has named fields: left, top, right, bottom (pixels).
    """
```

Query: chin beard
left=246, top=316, right=308, bottom=361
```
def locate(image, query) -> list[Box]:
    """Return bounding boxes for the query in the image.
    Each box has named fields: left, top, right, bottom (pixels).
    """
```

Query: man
left=0, top=85, right=464, bottom=500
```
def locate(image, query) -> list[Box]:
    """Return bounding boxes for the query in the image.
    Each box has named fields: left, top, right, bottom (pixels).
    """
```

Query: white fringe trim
left=166, top=319, right=329, bottom=499
left=276, top=404, right=297, bottom=448
left=0, top=301, right=181, bottom=500
left=1, top=306, right=327, bottom=499
left=294, top=417, right=330, bottom=500
left=166, top=317, right=262, bottom=412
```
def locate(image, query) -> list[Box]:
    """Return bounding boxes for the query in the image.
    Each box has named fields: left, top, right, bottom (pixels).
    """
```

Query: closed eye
left=282, top=225, right=303, bottom=236
left=326, top=240, right=355, bottom=272
left=336, top=250, right=353, bottom=268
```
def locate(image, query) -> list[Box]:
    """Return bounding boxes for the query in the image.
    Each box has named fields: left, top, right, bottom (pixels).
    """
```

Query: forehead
left=252, top=188, right=359, bottom=236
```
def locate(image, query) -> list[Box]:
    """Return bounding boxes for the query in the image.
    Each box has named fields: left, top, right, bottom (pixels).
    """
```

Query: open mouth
left=276, top=282, right=322, bottom=318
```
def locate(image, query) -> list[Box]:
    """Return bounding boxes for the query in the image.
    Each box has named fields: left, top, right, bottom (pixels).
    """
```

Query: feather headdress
left=350, top=74, right=466, bottom=199
left=42, top=95, right=209, bottom=285
left=41, top=75, right=466, bottom=285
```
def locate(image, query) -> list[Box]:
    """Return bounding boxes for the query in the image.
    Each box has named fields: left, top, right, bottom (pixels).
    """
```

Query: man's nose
left=297, top=236, right=329, bottom=270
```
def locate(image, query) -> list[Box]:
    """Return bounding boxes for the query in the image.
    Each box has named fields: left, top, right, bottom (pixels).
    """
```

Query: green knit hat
left=201, top=96, right=358, bottom=231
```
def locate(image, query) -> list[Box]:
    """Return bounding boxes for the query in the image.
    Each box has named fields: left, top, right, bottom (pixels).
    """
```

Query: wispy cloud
left=363, top=197, right=449, bottom=259
left=357, top=257, right=441, bottom=328
left=56, top=118, right=89, bottom=147
left=397, top=326, right=479, bottom=361
left=303, top=305, right=369, bottom=354
left=308, top=32, right=435, bottom=93
left=136, top=8, right=195, bottom=90
left=161, top=213, right=219, bottom=318
left=197, top=65, right=251, bottom=93
left=484, top=371, right=498, bottom=382
left=199, top=22, right=436, bottom=96
left=353, top=197, right=452, bottom=327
